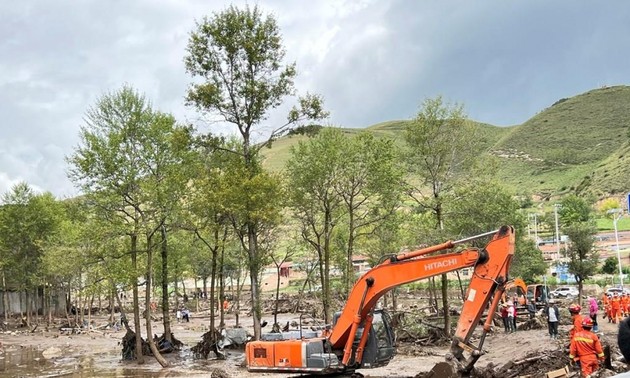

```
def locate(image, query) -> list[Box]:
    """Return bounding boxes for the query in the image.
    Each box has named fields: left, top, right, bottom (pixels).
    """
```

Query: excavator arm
left=329, top=225, right=514, bottom=372
left=245, top=226, right=515, bottom=376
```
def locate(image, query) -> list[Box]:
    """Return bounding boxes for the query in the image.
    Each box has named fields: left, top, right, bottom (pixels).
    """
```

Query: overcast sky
left=2, top=1, right=630, bottom=198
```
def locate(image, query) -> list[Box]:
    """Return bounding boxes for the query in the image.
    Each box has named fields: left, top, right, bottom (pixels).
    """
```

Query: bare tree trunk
left=209, top=241, right=218, bottom=344
left=2, top=271, right=9, bottom=321
left=109, top=286, right=115, bottom=326
left=173, top=271, right=179, bottom=311
left=247, top=226, right=262, bottom=340
left=160, top=226, right=172, bottom=343
left=219, top=247, right=226, bottom=328
left=441, top=274, right=450, bottom=337
left=130, top=233, right=145, bottom=364
left=25, top=290, right=31, bottom=327
left=146, top=234, right=168, bottom=367
left=87, top=300, right=92, bottom=333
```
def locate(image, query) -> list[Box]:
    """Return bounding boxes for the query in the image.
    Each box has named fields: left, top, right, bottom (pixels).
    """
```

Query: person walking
left=569, top=317, right=605, bottom=378
left=611, top=293, right=621, bottom=323
left=588, top=296, right=599, bottom=332
left=176, top=308, right=182, bottom=323
left=545, top=300, right=560, bottom=339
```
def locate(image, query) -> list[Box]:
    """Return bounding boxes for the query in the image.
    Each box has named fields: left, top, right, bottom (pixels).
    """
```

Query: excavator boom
left=246, top=226, right=515, bottom=376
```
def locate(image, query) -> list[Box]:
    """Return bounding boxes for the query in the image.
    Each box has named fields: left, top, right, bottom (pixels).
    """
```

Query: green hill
left=262, top=85, right=630, bottom=200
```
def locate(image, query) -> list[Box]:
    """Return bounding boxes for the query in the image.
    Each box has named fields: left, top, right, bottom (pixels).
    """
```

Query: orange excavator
left=246, top=226, right=515, bottom=377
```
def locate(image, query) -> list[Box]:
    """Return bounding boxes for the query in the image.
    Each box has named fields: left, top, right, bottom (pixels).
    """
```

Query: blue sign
left=556, top=263, right=576, bottom=284
left=627, top=192, right=630, bottom=214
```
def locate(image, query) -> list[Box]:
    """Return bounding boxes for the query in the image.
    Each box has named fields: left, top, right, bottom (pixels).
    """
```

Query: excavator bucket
left=422, top=361, right=462, bottom=378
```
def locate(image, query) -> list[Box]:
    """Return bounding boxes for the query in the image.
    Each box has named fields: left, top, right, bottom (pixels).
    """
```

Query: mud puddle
left=0, top=345, right=241, bottom=377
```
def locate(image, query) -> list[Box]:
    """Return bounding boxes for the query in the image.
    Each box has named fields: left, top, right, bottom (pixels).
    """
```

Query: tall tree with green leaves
left=68, top=85, right=171, bottom=365
left=184, top=4, right=327, bottom=339
left=334, top=132, right=404, bottom=296
left=0, top=183, right=62, bottom=326
left=557, top=195, right=598, bottom=303
left=286, top=128, right=345, bottom=323
left=446, top=178, right=546, bottom=282
left=404, top=96, right=480, bottom=336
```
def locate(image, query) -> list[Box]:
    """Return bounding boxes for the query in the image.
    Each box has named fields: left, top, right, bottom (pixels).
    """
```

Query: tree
left=445, top=178, right=547, bottom=283
left=403, top=96, right=480, bottom=336
left=68, top=85, right=174, bottom=365
left=184, top=5, right=327, bottom=339
left=0, top=183, right=62, bottom=326
left=558, top=194, right=593, bottom=227
left=601, top=256, right=618, bottom=275
left=286, top=128, right=345, bottom=323
left=557, top=195, right=598, bottom=304
left=334, top=132, right=404, bottom=296
left=561, top=222, right=599, bottom=303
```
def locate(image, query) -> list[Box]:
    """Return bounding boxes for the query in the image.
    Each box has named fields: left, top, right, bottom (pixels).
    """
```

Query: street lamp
left=554, top=204, right=561, bottom=261
left=607, top=208, right=624, bottom=289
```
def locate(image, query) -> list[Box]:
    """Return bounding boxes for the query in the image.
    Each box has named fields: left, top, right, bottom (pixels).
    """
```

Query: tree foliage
left=404, top=95, right=480, bottom=336
left=184, top=4, right=327, bottom=340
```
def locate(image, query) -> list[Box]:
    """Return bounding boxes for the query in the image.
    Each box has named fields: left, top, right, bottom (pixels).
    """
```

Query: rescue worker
left=606, top=294, right=613, bottom=321
left=622, top=292, right=629, bottom=317
left=569, top=317, right=605, bottom=378
left=569, top=303, right=583, bottom=341
left=611, top=293, right=621, bottom=323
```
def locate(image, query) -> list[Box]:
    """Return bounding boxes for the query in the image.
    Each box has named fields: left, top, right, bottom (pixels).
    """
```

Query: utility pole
left=609, top=209, right=624, bottom=289
left=554, top=204, right=561, bottom=261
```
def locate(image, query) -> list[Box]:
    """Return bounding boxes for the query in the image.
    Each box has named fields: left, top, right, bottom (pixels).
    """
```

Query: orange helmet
left=569, top=304, right=581, bottom=314
left=581, top=317, right=593, bottom=329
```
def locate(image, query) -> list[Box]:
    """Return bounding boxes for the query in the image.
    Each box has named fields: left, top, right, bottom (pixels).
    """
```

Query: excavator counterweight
left=245, top=226, right=515, bottom=376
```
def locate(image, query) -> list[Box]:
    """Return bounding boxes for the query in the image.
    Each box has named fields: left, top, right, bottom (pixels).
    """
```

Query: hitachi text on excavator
left=245, top=225, right=516, bottom=377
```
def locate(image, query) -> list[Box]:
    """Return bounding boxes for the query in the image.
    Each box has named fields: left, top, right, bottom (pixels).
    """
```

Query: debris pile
left=192, top=328, right=222, bottom=359
left=121, top=330, right=182, bottom=360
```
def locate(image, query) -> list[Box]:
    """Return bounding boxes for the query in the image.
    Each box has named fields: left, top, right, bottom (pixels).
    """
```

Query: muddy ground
left=1, top=298, right=629, bottom=377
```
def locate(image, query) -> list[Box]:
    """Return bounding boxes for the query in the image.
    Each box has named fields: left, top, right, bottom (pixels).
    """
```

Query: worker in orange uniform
left=569, top=317, right=605, bottom=377
left=611, top=293, right=621, bottom=323
left=606, top=294, right=613, bottom=321
left=569, top=304, right=583, bottom=341
left=622, top=293, right=629, bottom=317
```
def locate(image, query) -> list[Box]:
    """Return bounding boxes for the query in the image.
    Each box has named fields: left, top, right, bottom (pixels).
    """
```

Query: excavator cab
left=332, top=309, right=396, bottom=368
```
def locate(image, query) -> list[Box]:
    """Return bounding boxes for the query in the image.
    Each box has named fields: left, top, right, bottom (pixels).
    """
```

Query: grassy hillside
left=491, top=85, right=630, bottom=197
left=262, top=85, right=630, bottom=199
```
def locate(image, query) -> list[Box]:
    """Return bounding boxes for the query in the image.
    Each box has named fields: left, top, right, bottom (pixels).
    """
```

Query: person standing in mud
left=588, top=296, right=599, bottom=332
left=545, top=300, right=560, bottom=339
left=527, top=300, right=536, bottom=319
left=506, top=301, right=516, bottom=333
left=500, top=303, right=510, bottom=333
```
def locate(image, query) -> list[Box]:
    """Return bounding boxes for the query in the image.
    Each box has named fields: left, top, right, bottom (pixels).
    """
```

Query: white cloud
left=1, top=0, right=630, bottom=197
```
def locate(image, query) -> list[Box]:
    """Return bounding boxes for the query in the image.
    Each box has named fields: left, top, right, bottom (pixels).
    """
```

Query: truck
left=245, top=225, right=515, bottom=377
